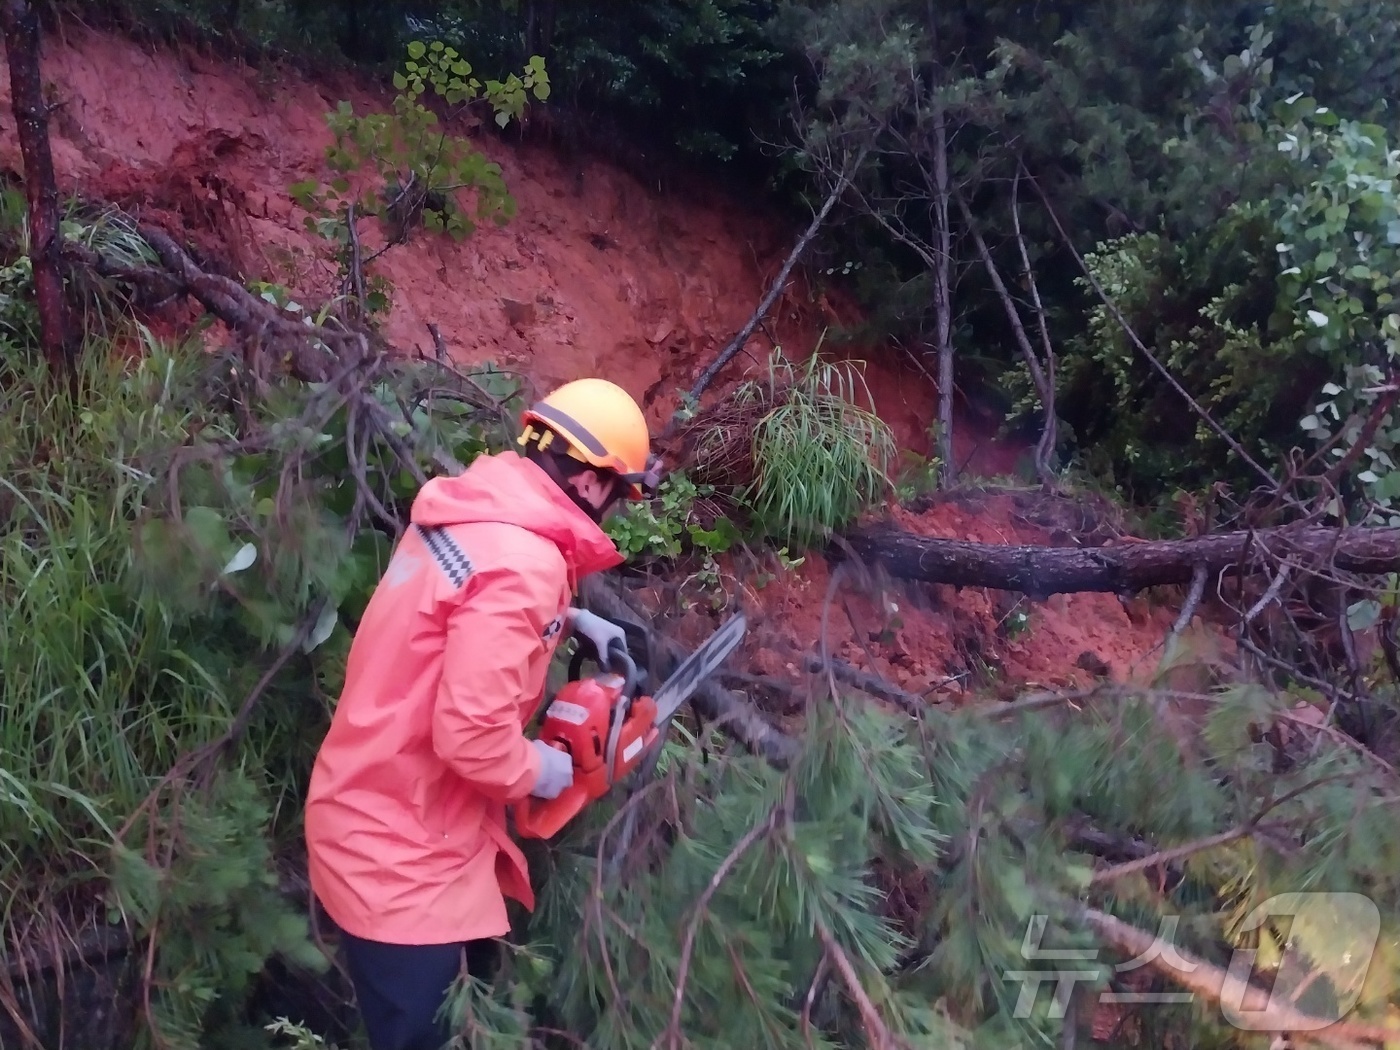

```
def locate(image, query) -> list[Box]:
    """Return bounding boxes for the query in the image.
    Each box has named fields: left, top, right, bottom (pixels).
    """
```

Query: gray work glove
left=567, top=607, right=628, bottom=664
left=529, top=740, right=574, bottom=799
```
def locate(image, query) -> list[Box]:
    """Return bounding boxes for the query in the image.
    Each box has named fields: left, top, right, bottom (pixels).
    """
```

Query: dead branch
left=1243, top=563, right=1294, bottom=624
left=1171, top=563, right=1209, bottom=637
left=344, top=202, right=367, bottom=324
left=134, top=223, right=353, bottom=383
left=676, top=144, right=867, bottom=420
left=835, top=522, right=1400, bottom=599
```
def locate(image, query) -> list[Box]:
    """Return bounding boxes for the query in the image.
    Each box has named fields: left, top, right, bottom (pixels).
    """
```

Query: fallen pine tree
left=833, top=521, right=1400, bottom=598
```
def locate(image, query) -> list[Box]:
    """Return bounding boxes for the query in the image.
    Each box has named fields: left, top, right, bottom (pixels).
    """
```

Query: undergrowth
left=0, top=268, right=526, bottom=1049
left=680, top=349, right=898, bottom=547
left=0, top=338, right=324, bottom=1048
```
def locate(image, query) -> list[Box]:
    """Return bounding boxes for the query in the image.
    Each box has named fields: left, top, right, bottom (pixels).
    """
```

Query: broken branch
left=1171, top=563, right=1209, bottom=637
left=1080, top=905, right=1388, bottom=1049
left=676, top=145, right=868, bottom=416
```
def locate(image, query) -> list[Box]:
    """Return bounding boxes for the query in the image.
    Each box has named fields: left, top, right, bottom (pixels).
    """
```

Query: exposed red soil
left=1, top=24, right=1205, bottom=694
left=654, top=488, right=1232, bottom=708
left=0, top=25, right=1018, bottom=473
left=746, top=492, right=1205, bottom=699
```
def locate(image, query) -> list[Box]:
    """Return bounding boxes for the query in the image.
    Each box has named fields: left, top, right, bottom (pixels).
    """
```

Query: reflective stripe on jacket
left=304, top=450, right=623, bottom=944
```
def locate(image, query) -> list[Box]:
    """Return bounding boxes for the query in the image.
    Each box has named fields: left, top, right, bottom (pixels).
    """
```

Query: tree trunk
left=955, top=187, right=1056, bottom=488
left=834, top=523, right=1400, bottom=599
left=525, top=0, right=557, bottom=61
left=1, top=0, right=70, bottom=377
left=929, top=30, right=954, bottom=488
left=1011, top=172, right=1059, bottom=489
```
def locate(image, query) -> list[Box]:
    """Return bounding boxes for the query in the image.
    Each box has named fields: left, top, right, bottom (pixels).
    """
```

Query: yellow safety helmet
left=518, top=378, right=662, bottom=500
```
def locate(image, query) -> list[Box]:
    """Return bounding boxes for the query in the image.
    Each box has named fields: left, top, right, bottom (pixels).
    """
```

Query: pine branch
left=658, top=806, right=781, bottom=1050
left=813, top=912, right=903, bottom=1050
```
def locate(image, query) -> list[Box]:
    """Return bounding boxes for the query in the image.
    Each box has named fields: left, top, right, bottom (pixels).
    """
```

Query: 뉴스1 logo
left=1001, top=892, right=1383, bottom=1031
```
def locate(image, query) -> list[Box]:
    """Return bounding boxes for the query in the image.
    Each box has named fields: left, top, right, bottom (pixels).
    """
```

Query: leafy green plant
left=1271, top=101, right=1400, bottom=524
left=893, top=450, right=943, bottom=502
left=605, top=471, right=743, bottom=608
left=605, top=471, right=737, bottom=561
left=289, top=39, right=549, bottom=315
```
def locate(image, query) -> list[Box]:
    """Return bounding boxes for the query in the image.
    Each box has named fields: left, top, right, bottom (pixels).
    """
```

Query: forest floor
left=0, top=22, right=1222, bottom=702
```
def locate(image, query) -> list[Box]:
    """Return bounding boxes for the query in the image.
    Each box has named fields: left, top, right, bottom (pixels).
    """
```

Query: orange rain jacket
left=304, top=450, right=624, bottom=945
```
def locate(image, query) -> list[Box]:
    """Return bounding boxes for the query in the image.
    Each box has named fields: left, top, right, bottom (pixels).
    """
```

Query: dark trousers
left=341, top=932, right=497, bottom=1050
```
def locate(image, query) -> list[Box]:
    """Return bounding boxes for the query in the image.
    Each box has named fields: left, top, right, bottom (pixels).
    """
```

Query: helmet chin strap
left=519, top=424, right=615, bottom=524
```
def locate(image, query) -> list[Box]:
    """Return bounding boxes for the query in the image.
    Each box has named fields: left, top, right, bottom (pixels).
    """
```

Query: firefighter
left=304, top=378, right=660, bottom=1050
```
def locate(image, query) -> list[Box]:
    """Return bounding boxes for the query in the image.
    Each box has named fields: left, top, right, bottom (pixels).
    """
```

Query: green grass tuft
left=728, top=350, right=897, bottom=545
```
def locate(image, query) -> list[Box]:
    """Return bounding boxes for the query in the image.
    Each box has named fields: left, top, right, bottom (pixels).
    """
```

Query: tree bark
left=834, top=524, right=1400, bottom=599
left=1, top=0, right=70, bottom=376
left=930, top=78, right=954, bottom=489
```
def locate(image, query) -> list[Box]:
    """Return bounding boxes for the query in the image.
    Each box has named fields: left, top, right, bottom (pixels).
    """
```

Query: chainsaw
left=515, top=612, right=747, bottom=840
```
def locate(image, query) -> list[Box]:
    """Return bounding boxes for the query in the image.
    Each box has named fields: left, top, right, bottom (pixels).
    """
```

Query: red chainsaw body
left=515, top=673, right=661, bottom=840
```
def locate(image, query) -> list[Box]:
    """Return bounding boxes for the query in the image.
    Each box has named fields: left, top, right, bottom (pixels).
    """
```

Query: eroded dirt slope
left=656, top=488, right=1225, bottom=711
left=2, top=25, right=999, bottom=461
left=0, top=25, right=1203, bottom=693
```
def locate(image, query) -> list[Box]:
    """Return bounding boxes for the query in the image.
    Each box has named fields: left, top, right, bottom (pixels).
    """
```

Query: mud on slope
left=0, top=24, right=1200, bottom=694
left=653, top=487, right=1230, bottom=710
left=0, top=24, right=1022, bottom=469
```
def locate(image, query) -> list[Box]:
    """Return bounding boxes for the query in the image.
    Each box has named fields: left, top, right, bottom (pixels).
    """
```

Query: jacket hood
left=410, top=451, right=624, bottom=581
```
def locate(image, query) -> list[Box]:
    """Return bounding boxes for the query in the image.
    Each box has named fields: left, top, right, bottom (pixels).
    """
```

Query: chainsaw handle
left=567, top=638, right=639, bottom=694
left=516, top=767, right=589, bottom=841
